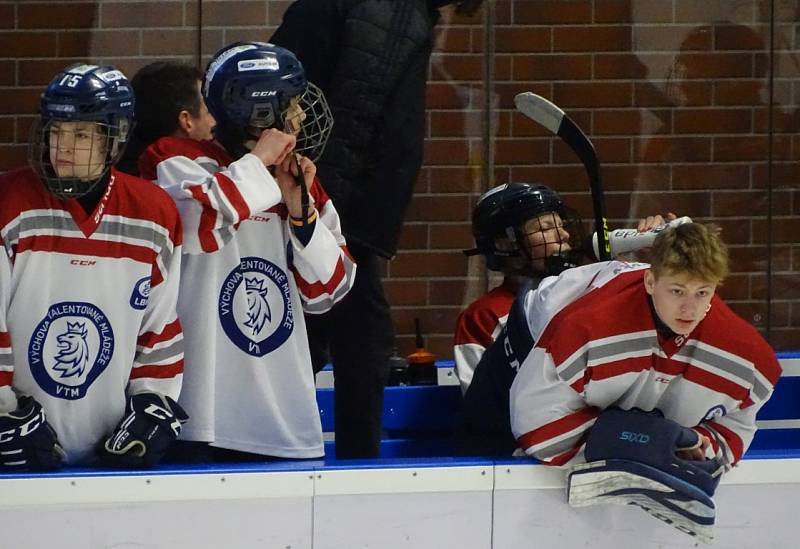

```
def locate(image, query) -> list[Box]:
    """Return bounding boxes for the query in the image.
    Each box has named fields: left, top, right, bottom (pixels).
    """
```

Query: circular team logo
left=28, top=301, right=115, bottom=400
left=130, top=276, right=151, bottom=310
left=218, top=256, right=294, bottom=357
left=703, top=404, right=727, bottom=422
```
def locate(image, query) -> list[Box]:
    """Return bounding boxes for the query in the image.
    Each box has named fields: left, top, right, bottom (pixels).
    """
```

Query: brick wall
left=1, top=0, right=798, bottom=356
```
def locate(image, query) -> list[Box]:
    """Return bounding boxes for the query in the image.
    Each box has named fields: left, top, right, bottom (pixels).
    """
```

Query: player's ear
left=176, top=110, right=193, bottom=137
left=644, top=269, right=656, bottom=295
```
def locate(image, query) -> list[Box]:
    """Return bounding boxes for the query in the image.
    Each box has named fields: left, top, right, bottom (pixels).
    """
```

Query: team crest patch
left=219, top=256, right=293, bottom=357
left=28, top=302, right=115, bottom=400
left=130, top=276, right=151, bottom=310
left=703, top=405, right=727, bottom=422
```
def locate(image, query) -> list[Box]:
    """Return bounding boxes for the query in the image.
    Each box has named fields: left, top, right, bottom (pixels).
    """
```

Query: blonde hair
left=649, top=223, right=729, bottom=285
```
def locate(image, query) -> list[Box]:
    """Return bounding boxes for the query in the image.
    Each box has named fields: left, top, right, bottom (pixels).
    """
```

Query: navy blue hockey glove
left=567, top=408, right=722, bottom=543
left=99, top=393, right=188, bottom=468
left=0, top=396, right=65, bottom=471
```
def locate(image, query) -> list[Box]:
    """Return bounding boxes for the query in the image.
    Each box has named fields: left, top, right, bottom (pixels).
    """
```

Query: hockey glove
left=0, top=396, right=65, bottom=471
left=99, top=393, right=188, bottom=468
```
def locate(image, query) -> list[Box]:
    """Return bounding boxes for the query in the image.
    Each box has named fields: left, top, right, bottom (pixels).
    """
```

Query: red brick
left=711, top=190, right=773, bottom=217
left=423, top=139, right=471, bottom=165
left=674, top=2, right=755, bottom=24
left=728, top=245, right=791, bottom=273
left=633, top=26, right=711, bottom=51
left=267, top=0, right=292, bottom=25
left=405, top=195, right=471, bottom=223
left=510, top=165, right=589, bottom=191
left=434, top=27, right=472, bottom=53
left=494, top=82, right=552, bottom=109
left=429, top=110, right=482, bottom=138
left=494, top=138, right=549, bottom=165
left=0, top=89, right=39, bottom=115
left=91, top=30, right=143, bottom=58
left=672, top=165, right=751, bottom=190
left=202, top=1, right=266, bottom=26
left=634, top=81, right=712, bottom=107
left=19, top=3, right=96, bottom=29
left=395, top=223, right=428, bottom=251
left=430, top=279, right=483, bottom=307
left=713, top=136, right=768, bottom=162
left=142, top=29, right=196, bottom=56
left=715, top=24, right=767, bottom=50
left=594, top=54, right=658, bottom=79
left=553, top=26, right=631, bottom=52
left=515, top=1, right=592, bottom=24
left=674, top=108, right=752, bottom=134
left=633, top=136, right=712, bottom=163
left=100, top=2, right=184, bottom=28
left=556, top=136, right=630, bottom=164
left=0, top=118, right=14, bottom=142
left=770, top=329, right=800, bottom=353
left=430, top=54, right=485, bottom=81
left=0, top=31, right=57, bottom=57
left=515, top=54, right=590, bottom=81
left=599, top=0, right=672, bottom=23
left=718, top=274, right=751, bottom=300
left=753, top=107, right=799, bottom=134
left=0, top=144, right=27, bottom=171
left=603, top=165, right=671, bottom=192
left=753, top=274, right=800, bottom=301
left=0, top=5, right=13, bottom=29
left=714, top=80, right=768, bottom=106
left=425, top=83, right=471, bottom=109
left=390, top=252, right=466, bottom=277
left=553, top=82, right=633, bottom=108
left=753, top=217, right=800, bottom=244
left=427, top=167, right=481, bottom=193
left=430, top=223, right=473, bottom=250
left=622, top=191, right=712, bottom=219
left=495, top=27, right=550, bottom=53
left=383, top=280, right=428, bottom=306
left=593, top=109, right=646, bottom=135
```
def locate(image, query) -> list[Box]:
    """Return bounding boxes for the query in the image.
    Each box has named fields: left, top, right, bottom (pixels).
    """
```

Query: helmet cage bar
left=282, top=82, right=333, bottom=162
left=28, top=117, right=128, bottom=199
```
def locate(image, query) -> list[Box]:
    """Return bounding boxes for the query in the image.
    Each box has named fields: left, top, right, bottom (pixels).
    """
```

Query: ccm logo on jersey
left=70, top=259, right=96, bottom=266
left=619, top=431, right=650, bottom=444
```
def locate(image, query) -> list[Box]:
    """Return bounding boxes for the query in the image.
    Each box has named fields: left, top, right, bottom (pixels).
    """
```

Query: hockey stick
left=514, top=93, right=610, bottom=260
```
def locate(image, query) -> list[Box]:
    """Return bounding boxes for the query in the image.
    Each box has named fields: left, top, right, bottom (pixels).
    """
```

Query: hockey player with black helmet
left=0, top=64, right=187, bottom=469
left=455, top=181, right=675, bottom=455
left=137, top=41, right=354, bottom=461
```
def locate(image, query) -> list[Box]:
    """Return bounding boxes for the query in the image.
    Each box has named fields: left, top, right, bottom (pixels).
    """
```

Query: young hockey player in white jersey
left=456, top=182, right=675, bottom=455
left=137, top=43, right=353, bottom=460
left=0, top=64, right=187, bottom=469
left=509, top=222, right=781, bottom=468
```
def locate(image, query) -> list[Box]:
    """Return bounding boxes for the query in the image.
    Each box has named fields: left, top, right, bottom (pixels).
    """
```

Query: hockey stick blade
left=514, top=92, right=610, bottom=260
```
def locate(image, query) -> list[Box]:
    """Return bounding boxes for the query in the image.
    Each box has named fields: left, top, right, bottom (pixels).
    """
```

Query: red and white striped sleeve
left=288, top=179, right=355, bottom=314
left=453, top=300, right=507, bottom=395
left=0, top=237, right=15, bottom=413
left=141, top=137, right=282, bottom=255
left=127, top=208, right=184, bottom=401
left=693, top=337, right=782, bottom=470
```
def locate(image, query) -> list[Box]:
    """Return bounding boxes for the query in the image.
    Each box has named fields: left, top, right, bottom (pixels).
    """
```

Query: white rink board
left=1, top=459, right=799, bottom=548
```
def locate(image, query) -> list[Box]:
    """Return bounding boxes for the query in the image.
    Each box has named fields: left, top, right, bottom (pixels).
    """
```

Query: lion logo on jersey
left=52, top=321, right=90, bottom=378
left=244, top=277, right=271, bottom=336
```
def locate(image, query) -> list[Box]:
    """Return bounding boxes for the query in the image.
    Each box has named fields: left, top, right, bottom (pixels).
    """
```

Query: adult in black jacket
left=271, top=0, right=483, bottom=458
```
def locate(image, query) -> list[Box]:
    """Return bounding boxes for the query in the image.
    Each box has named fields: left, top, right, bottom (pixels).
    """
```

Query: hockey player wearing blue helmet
left=137, top=42, right=354, bottom=462
left=0, top=64, right=187, bottom=470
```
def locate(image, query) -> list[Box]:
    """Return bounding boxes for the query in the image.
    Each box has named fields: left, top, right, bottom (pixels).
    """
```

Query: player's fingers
left=665, top=212, right=677, bottom=221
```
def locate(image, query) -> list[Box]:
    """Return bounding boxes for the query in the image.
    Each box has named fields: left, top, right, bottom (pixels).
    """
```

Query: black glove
left=99, top=393, right=188, bottom=468
left=0, top=395, right=65, bottom=471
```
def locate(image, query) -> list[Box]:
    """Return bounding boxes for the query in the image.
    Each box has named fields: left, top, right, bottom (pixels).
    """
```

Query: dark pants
left=306, top=243, right=393, bottom=458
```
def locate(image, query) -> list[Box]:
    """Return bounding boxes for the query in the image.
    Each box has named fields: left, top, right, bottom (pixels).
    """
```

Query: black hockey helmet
left=464, top=182, right=584, bottom=276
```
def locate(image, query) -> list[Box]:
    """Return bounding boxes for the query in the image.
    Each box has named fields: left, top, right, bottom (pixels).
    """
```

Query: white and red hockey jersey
left=140, top=137, right=355, bottom=458
left=510, top=261, right=782, bottom=470
left=0, top=167, right=184, bottom=465
left=453, top=279, right=517, bottom=394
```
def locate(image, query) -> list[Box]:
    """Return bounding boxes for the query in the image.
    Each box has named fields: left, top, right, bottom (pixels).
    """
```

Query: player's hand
left=676, top=433, right=712, bottom=461
left=275, top=154, right=316, bottom=219
left=0, top=395, right=65, bottom=471
left=251, top=128, right=296, bottom=168
left=637, top=212, right=677, bottom=232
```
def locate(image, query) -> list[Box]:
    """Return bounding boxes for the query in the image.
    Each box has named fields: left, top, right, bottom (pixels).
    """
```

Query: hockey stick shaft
left=514, top=93, right=610, bottom=260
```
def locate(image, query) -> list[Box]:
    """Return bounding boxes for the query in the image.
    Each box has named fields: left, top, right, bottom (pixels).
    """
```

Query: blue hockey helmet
left=464, top=182, right=584, bottom=276
left=28, top=64, right=134, bottom=198
left=203, top=41, right=332, bottom=160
